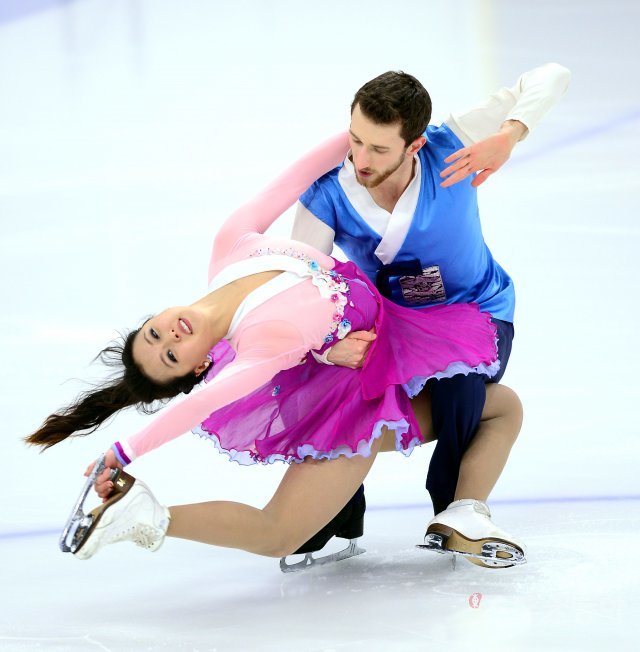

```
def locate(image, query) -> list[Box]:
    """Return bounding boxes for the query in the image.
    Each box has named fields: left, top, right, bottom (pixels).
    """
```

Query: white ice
left=1, top=1, right=639, bottom=651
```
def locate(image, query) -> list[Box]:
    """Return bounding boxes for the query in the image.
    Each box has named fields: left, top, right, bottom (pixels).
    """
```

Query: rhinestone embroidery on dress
left=249, top=247, right=352, bottom=344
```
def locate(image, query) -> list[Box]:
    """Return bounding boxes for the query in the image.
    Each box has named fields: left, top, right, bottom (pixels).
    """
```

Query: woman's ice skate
left=417, top=499, right=526, bottom=568
left=60, top=455, right=170, bottom=560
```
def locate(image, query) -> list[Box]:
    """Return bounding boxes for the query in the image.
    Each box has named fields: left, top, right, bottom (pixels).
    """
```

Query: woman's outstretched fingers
left=83, top=448, right=121, bottom=477
left=95, top=472, right=115, bottom=501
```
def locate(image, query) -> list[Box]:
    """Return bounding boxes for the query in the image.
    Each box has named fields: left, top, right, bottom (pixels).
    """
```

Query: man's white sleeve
left=291, top=201, right=336, bottom=254
left=446, top=63, right=571, bottom=147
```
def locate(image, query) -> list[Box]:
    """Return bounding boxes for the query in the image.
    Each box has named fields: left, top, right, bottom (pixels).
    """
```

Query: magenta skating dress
left=112, top=133, right=498, bottom=468
left=195, top=257, right=498, bottom=465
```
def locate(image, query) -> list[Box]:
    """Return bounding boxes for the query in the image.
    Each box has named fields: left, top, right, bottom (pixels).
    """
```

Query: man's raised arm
left=440, top=62, right=571, bottom=187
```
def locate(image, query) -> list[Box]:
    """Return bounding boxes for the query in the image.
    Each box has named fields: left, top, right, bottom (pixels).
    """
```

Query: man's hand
left=327, top=329, right=376, bottom=369
left=440, top=120, right=527, bottom=188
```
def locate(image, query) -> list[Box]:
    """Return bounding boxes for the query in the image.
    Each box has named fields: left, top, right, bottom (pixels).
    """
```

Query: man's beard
left=355, top=151, right=406, bottom=188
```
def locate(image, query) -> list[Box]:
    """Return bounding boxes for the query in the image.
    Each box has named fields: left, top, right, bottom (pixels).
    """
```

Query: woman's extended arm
left=112, top=321, right=308, bottom=465
left=209, top=132, right=349, bottom=272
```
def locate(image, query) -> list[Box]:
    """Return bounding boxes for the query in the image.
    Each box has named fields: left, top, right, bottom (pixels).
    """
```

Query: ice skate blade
left=280, top=539, right=365, bottom=573
left=59, top=457, right=136, bottom=556
left=60, top=454, right=107, bottom=553
left=417, top=533, right=448, bottom=555
left=417, top=529, right=526, bottom=568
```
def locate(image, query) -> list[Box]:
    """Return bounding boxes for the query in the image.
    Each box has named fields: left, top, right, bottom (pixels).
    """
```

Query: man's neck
left=368, top=156, right=416, bottom=213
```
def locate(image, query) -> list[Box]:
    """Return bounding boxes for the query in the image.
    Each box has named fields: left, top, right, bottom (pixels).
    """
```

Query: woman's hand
left=84, top=448, right=123, bottom=502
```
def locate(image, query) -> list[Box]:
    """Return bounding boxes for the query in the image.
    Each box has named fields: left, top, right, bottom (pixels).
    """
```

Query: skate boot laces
left=109, top=522, right=165, bottom=550
left=105, top=485, right=170, bottom=551
left=88, top=481, right=169, bottom=555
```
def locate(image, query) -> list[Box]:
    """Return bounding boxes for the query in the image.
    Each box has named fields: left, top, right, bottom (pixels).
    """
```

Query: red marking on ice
left=468, top=592, right=483, bottom=608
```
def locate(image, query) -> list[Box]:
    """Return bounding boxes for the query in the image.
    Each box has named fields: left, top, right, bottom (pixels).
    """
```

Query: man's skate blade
left=280, top=539, right=366, bottom=573
left=417, top=543, right=525, bottom=568
left=417, top=529, right=526, bottom=568
left=417, top=532, right=447, bottom=555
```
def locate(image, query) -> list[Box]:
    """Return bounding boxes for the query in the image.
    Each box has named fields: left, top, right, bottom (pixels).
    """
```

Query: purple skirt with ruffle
left=192, top=260, right=498, bottom=465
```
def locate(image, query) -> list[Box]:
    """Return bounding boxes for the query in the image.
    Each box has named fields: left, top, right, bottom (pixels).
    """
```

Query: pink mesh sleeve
left=115, top=321, right=308, bottom=462
left=208, top=132, right=349, bottom=279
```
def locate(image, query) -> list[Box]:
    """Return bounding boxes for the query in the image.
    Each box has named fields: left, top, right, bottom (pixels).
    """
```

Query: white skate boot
left=418, top=499, right=526, bottom=568
left=62, top=464, right=170, bottom=560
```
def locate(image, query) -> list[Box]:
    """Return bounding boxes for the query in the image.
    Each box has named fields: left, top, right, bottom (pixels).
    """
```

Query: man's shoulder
left=422, top=122, right=464, bottom=151
left=300, top=163, right=344, bottom=205
left=299, top=163, right=344, bottom=217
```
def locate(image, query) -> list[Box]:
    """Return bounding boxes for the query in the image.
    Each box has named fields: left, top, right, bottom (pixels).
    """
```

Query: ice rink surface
left=1, top=1, right=639, bottom=650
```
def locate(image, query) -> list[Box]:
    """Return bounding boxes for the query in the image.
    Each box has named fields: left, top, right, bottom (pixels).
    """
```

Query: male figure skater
left=290, top=63, right=570, bottom=567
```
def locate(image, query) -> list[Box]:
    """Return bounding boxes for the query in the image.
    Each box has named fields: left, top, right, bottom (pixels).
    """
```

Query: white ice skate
left=60, top=456, right=170, bottom=560
left=417, top=499, right=526, bottom=568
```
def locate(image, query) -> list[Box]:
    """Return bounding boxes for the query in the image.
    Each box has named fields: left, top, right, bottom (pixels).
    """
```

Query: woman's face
left=132, top=306, right=212, bottom=383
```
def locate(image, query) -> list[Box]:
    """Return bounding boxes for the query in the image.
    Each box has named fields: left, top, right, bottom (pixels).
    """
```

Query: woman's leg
left=167, top=434, right=383, bottom=558
left=406, top=384, right=523, bottom=501
left=379, top=391, right=435, bottom=452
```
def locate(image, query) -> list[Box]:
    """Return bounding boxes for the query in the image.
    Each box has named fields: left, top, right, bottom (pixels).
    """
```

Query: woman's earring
left=195, top=359, right=211, bottom=377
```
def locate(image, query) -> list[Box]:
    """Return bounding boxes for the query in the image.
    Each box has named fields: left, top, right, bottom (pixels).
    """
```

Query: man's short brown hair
left=351, top=71, right=432, bottom=145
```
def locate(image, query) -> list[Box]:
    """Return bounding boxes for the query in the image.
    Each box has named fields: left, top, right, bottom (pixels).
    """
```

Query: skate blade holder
left=280, top=539, right=366, bottom=573
left=59, top=454, right=120, bottom=554
left=417, top=533, right=526, bottom=568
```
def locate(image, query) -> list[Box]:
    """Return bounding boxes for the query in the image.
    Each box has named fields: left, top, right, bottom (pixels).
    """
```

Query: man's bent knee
left=498, top=385, right=524, bottom=437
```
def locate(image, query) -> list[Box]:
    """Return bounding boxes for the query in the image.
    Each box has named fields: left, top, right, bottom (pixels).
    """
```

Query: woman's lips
left=179, top=318, right=192, bottom=335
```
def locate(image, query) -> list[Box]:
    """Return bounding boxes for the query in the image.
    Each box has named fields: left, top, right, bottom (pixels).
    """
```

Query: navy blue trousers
left=425, top=318, right=514, bottom=515
left=297, top=317, right=514, bottom=550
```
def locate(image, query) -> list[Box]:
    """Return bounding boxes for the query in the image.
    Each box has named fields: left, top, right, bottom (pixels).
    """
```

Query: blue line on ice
left=2, top=494, right=639, bottom=540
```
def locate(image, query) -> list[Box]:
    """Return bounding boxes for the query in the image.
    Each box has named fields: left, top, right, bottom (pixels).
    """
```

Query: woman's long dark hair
left=25, top=327, right=206, bottom=450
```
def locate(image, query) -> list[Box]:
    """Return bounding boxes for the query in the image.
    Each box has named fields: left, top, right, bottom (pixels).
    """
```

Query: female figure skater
left=26, top=132, right=524, bottom=568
